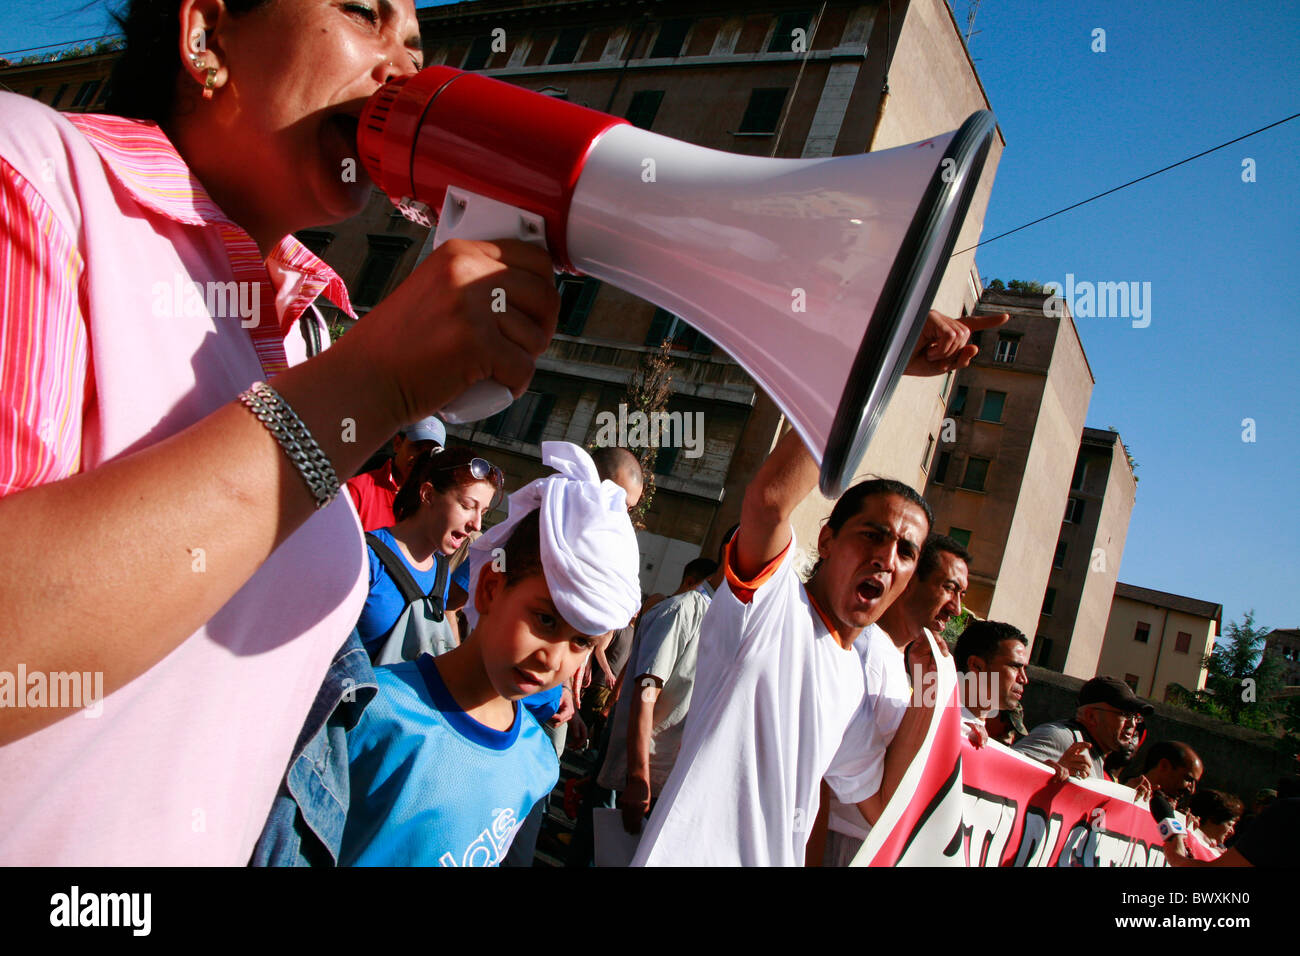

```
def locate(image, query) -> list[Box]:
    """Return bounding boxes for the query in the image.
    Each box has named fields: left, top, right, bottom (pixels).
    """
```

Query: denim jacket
left=249, top=628, right=377, bottom=866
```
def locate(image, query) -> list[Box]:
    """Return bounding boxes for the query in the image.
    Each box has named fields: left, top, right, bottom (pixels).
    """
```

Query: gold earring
left=191, top=54, right=218, bottom=99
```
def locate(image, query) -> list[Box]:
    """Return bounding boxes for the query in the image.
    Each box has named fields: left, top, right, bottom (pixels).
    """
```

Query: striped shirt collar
left=66, top=112, right=355, bottom=318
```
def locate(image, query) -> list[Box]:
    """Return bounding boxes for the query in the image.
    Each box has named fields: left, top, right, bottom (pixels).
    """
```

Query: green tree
left=940, top=607, right=973, bottom=649
left=1197, top=610, right=1282, bottom=729
left=596, top=339, right=673, bottom=528
left=1006, top=279, right=1045, bottom=294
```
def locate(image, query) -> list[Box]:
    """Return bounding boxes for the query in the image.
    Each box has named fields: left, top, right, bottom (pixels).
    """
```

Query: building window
left=1174, top=631, right=1192, bottom=654
left=294, top=230, right=334, bottom=256
left=920, top=434, right=935, bottom=473
left=994, top=334, right=1019, bottom=363
left=1064, top=497, right=1085, bottom=524
left=1052, top=540, right=1067, bottom=569
left=650, top=18, right=692, bottom=58
left=625, top=90, right=665, bottom=130
left=1124, top=673, right=1141, bottom=692
left=29, top=86, right=43, bottom=101
left=556, top=278, right=600, bottom=335
left=959, top=457, right=989, bottom=492
left=49, top=83, right=69, bottom=109
left=653, top=444, right=679, bottom=476
left=738, top=88, right=788, bottom=134
left=462, top=34, right=493, bottom=70
left=1041, top=587, right=1056, bottom=616
left=949, top=385, right=969, bottom=417
left=70, top=81, right=101, bottom=109
left=1134, top=622, right=1150, bottom=644
left=949, top=527, right=972, bottom=549
left=352, top=235, right=412, bottom=308
left=767, top=10, right=814, bottom=52
left=932, top=451, right=951, bottom=484
left=481, top=390, right=555, bottom=445
left=1035, top=637, right=1053, bottom=666
left=977, top=390, right=1006, bottom=423
left=1071, top=459, right=1088, bottom=491
left=548, top=27, right=586, bottom=64
left=646, top=308, right=711, bottom=354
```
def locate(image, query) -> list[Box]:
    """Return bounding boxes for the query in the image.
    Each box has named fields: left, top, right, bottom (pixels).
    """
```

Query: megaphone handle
left=433, top=186, right=549, bottom=424
left=440, top=380, right=516, bottom=426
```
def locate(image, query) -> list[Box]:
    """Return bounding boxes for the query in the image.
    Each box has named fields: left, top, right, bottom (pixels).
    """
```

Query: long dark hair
left=105, top=0, right=269, bottom=123
left=391, top=447, right=503, bottom=523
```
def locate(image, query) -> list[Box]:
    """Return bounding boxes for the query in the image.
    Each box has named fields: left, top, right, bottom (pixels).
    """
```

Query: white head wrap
left=464, top=442, right=641, bottom=635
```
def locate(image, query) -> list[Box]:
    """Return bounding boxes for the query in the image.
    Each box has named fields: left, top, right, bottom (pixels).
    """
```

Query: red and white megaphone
left=358, top=67, right=996, bottom=497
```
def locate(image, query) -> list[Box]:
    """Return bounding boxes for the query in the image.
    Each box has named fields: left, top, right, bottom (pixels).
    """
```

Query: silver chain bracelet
left=239, top=381, right=340, bottom=509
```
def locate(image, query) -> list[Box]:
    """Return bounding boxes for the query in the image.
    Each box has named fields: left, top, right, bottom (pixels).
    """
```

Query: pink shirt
left=0, top=93, right=368, bottom=864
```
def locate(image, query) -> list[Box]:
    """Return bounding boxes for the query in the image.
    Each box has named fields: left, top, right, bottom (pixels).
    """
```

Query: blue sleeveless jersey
left=341, top=655, right=558, bottom=866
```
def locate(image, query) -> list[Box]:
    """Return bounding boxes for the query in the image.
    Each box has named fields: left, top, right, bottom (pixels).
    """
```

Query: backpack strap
left=429, top=550, right=449, bottom=621
left=365, top=533, right=446, bottom=621
left=298, top=310, right=323, bottom=358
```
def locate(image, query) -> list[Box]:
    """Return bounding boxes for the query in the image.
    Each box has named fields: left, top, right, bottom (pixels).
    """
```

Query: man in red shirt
left=346, top=416, right=446, bottom=532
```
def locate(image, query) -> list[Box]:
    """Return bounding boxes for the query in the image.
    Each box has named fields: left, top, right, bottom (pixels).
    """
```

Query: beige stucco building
left=922, top=289, right=1096, bottom=647
left=0, top=42, right=117, bottom=113
left=1097, top=583, right=1221, bottom=702
left=1036, top=427, right=1138, bottom=676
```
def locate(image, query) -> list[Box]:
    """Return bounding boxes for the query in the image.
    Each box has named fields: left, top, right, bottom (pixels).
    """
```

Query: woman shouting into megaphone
left=0, top=0, right=559, bottom=865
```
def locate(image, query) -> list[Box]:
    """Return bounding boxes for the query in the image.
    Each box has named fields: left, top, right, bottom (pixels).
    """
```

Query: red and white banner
left=853, top=663, right=1215, bottom=866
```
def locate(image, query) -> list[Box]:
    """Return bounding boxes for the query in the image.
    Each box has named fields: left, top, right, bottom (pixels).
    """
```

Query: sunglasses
left=1092, top=704, right=1142, bottom=725
left=426, top=452, right=505, bottom=507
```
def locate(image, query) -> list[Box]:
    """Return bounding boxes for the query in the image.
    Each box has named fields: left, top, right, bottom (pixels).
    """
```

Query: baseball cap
left=401, top=416, right=446, bottom=447
left=1078, top=676, right=1154, bottom=716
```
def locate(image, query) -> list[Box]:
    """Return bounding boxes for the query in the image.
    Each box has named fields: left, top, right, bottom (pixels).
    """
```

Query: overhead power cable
left=956, top=111, right=1300, bottom=255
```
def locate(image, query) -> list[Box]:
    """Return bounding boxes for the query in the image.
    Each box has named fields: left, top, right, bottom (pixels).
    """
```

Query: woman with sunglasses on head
left=0, top=0, right=559, bottom=866
left=357, top=448, right=503, bottom=659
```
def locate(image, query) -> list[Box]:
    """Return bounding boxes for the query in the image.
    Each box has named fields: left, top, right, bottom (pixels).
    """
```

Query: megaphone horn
left=359, top=67, right=997, bottom=498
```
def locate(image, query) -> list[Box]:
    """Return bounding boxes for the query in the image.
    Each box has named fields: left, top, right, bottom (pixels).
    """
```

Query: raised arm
left=732, top=428, right=821, bottom=581
left=732, top=310, right=1008, bottom=583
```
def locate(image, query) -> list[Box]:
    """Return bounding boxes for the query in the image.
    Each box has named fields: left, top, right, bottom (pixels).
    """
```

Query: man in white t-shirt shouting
left=632, top=310, right=1006, bottom=866
left=810, top=533, right=971, bottom=866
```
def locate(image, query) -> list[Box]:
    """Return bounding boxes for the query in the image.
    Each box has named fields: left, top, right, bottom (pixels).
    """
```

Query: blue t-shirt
left=341, top=656, right=559, bottom=867
left=522, top=683, right=564, bottom=723
left=357, top=528, right=453, bottom=652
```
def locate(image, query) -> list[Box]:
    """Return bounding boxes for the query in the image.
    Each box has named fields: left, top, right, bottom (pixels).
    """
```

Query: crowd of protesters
left=300, top=410, right=1284, bottom=868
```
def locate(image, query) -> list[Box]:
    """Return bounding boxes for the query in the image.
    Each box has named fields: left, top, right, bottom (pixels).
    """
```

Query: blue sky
left=2, top=1, right=1296, bottom=639
left=949, top=0, right=1299, bottom=642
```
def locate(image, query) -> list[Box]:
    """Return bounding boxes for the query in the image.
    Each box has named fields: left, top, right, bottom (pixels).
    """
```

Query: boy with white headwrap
left=340, top=443, right=641, bottom=867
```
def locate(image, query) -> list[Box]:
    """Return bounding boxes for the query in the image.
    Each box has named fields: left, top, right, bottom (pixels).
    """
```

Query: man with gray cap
left=1014, top=676, right=1153, bottom=782
left=346, top=416, right=446, bottom=531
